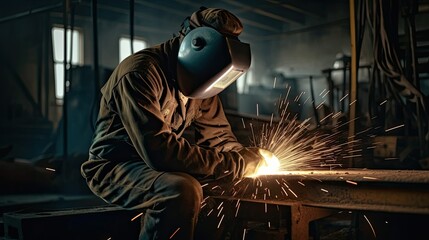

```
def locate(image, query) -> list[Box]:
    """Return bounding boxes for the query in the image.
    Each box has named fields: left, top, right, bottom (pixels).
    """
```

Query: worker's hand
left=238, top=147, right=265, bottom=177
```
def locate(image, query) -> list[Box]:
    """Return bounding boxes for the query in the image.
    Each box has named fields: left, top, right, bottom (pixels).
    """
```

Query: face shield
left=177, top=26, right=251, bottom=99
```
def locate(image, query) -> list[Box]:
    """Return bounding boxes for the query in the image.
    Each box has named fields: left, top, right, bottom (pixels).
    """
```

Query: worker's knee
left=158, top=172, right=203, bottom=210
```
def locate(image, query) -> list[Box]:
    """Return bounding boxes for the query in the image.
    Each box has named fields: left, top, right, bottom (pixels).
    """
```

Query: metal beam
left=222, top=0, right=305, bottom=25
left=206, top=170, right=429, bottom=214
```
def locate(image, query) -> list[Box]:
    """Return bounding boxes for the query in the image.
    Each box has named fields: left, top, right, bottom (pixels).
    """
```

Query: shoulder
left=115, top=38, right=179, bottom=83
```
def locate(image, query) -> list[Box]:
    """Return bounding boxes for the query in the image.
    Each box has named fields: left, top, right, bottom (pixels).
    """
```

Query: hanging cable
left=365, top=0, right=428, bottom=158
left=130, top=0, right=135, bottom=54
left=90, top=0, right=100, bottom=131
left=63, top=0, right=70, bottom=160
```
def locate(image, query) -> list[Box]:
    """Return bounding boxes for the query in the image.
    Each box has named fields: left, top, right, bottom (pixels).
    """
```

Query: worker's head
left=176, top=7, right=251, bottom=99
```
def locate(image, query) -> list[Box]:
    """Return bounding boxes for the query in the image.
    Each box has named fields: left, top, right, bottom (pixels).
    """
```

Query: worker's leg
left=84, top=160, right=202, bottom=240
left=139, top=171, right=203, bottom=240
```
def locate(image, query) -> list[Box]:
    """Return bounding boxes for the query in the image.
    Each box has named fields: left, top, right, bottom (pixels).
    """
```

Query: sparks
left=235, top=202, right=241, bottom=217
left=217, top=214, right=225, bottom=229
left=45, top=167, right=56, bottom=172
left=131, top=212, right=144, bottom=222
left=363, top=176, right=378, bottom=180
left=385, top=124, right=405, bottom=132
left=207, top=209, right=214, bottom=216
left=364, top=214, right=377, bottom=238
left=169, top=228, right=180, bottom=239
left=346, top=180, right=358, bottom=185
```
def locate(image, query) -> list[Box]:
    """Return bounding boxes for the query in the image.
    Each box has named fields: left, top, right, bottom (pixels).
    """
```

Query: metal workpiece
left=206, top=169, right=429, bottom=214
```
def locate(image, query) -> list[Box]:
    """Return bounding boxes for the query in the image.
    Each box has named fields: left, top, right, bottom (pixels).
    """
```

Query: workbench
left=205, top=169, right=429, bottom=240
left=2, top=169, right=429, bottom=240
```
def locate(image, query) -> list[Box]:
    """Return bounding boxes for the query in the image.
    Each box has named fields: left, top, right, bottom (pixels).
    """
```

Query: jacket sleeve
left=111, top=69, right=245, bottom=180
left=192, top=96, right=243, bottom=152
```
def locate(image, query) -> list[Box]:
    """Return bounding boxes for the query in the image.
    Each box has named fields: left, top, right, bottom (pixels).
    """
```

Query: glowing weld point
left=252, top=149, right=280, bottom=176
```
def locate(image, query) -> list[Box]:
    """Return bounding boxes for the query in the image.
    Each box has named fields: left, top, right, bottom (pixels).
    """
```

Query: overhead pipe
left=0, top=2, right=62, bottom=24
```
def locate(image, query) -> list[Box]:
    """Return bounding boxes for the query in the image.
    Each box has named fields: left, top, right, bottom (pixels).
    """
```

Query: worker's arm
left=192, top=96, right=243, bottom=152
left=112, top=69, right=258, bottom=180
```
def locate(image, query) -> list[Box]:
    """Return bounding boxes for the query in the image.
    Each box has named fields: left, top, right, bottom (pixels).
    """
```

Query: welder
left=81, top=7, right=268, bottom=240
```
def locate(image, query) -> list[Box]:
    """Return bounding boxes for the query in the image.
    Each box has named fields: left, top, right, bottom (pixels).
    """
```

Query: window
left=52, top=27, right=83, bottom=101
left=119, top=37, right=147, bottom=62
left=237, top=71, right=253, bottom=94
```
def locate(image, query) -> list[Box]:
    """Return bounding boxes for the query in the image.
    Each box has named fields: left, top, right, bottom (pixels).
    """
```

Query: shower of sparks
left=340, top=93, right=349, bottom=102
left=364, top=214, right=377, bottom=238
left=198, top=86, right=387, bottom=238
left=169, top=228, right=180, bottom=239
left=249, top=96, right=345, bottom=175
left=131, top=212, right=144, bottom=221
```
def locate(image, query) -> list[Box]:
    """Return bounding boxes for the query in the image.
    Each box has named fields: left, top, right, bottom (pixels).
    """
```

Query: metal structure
left=206, top=169, right=429, bottom=239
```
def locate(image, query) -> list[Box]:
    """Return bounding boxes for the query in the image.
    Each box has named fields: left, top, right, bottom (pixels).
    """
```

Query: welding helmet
left=177, top=7, right=251, bottom=99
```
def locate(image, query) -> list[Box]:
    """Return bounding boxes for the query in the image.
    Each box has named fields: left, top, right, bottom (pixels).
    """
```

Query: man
left=81, top=7, right=267, bottom=240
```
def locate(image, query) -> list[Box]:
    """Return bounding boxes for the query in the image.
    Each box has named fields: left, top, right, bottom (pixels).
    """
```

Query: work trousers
left=84, top=159, right=228, bottom=240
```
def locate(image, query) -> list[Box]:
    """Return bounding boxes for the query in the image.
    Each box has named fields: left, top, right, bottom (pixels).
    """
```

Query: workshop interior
left=1, top=0, right=429, bottom=239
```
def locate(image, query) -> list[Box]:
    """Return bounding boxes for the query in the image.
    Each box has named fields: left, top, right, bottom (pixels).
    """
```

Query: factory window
left=52, top=27, right=83, bottom=101
left=237, top=71, right=253, bottom=94
left=119, top=37, right=147, bottom=62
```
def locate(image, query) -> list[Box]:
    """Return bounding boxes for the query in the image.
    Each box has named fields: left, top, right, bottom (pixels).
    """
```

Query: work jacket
left=81, top=37, right=245, bottom=182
